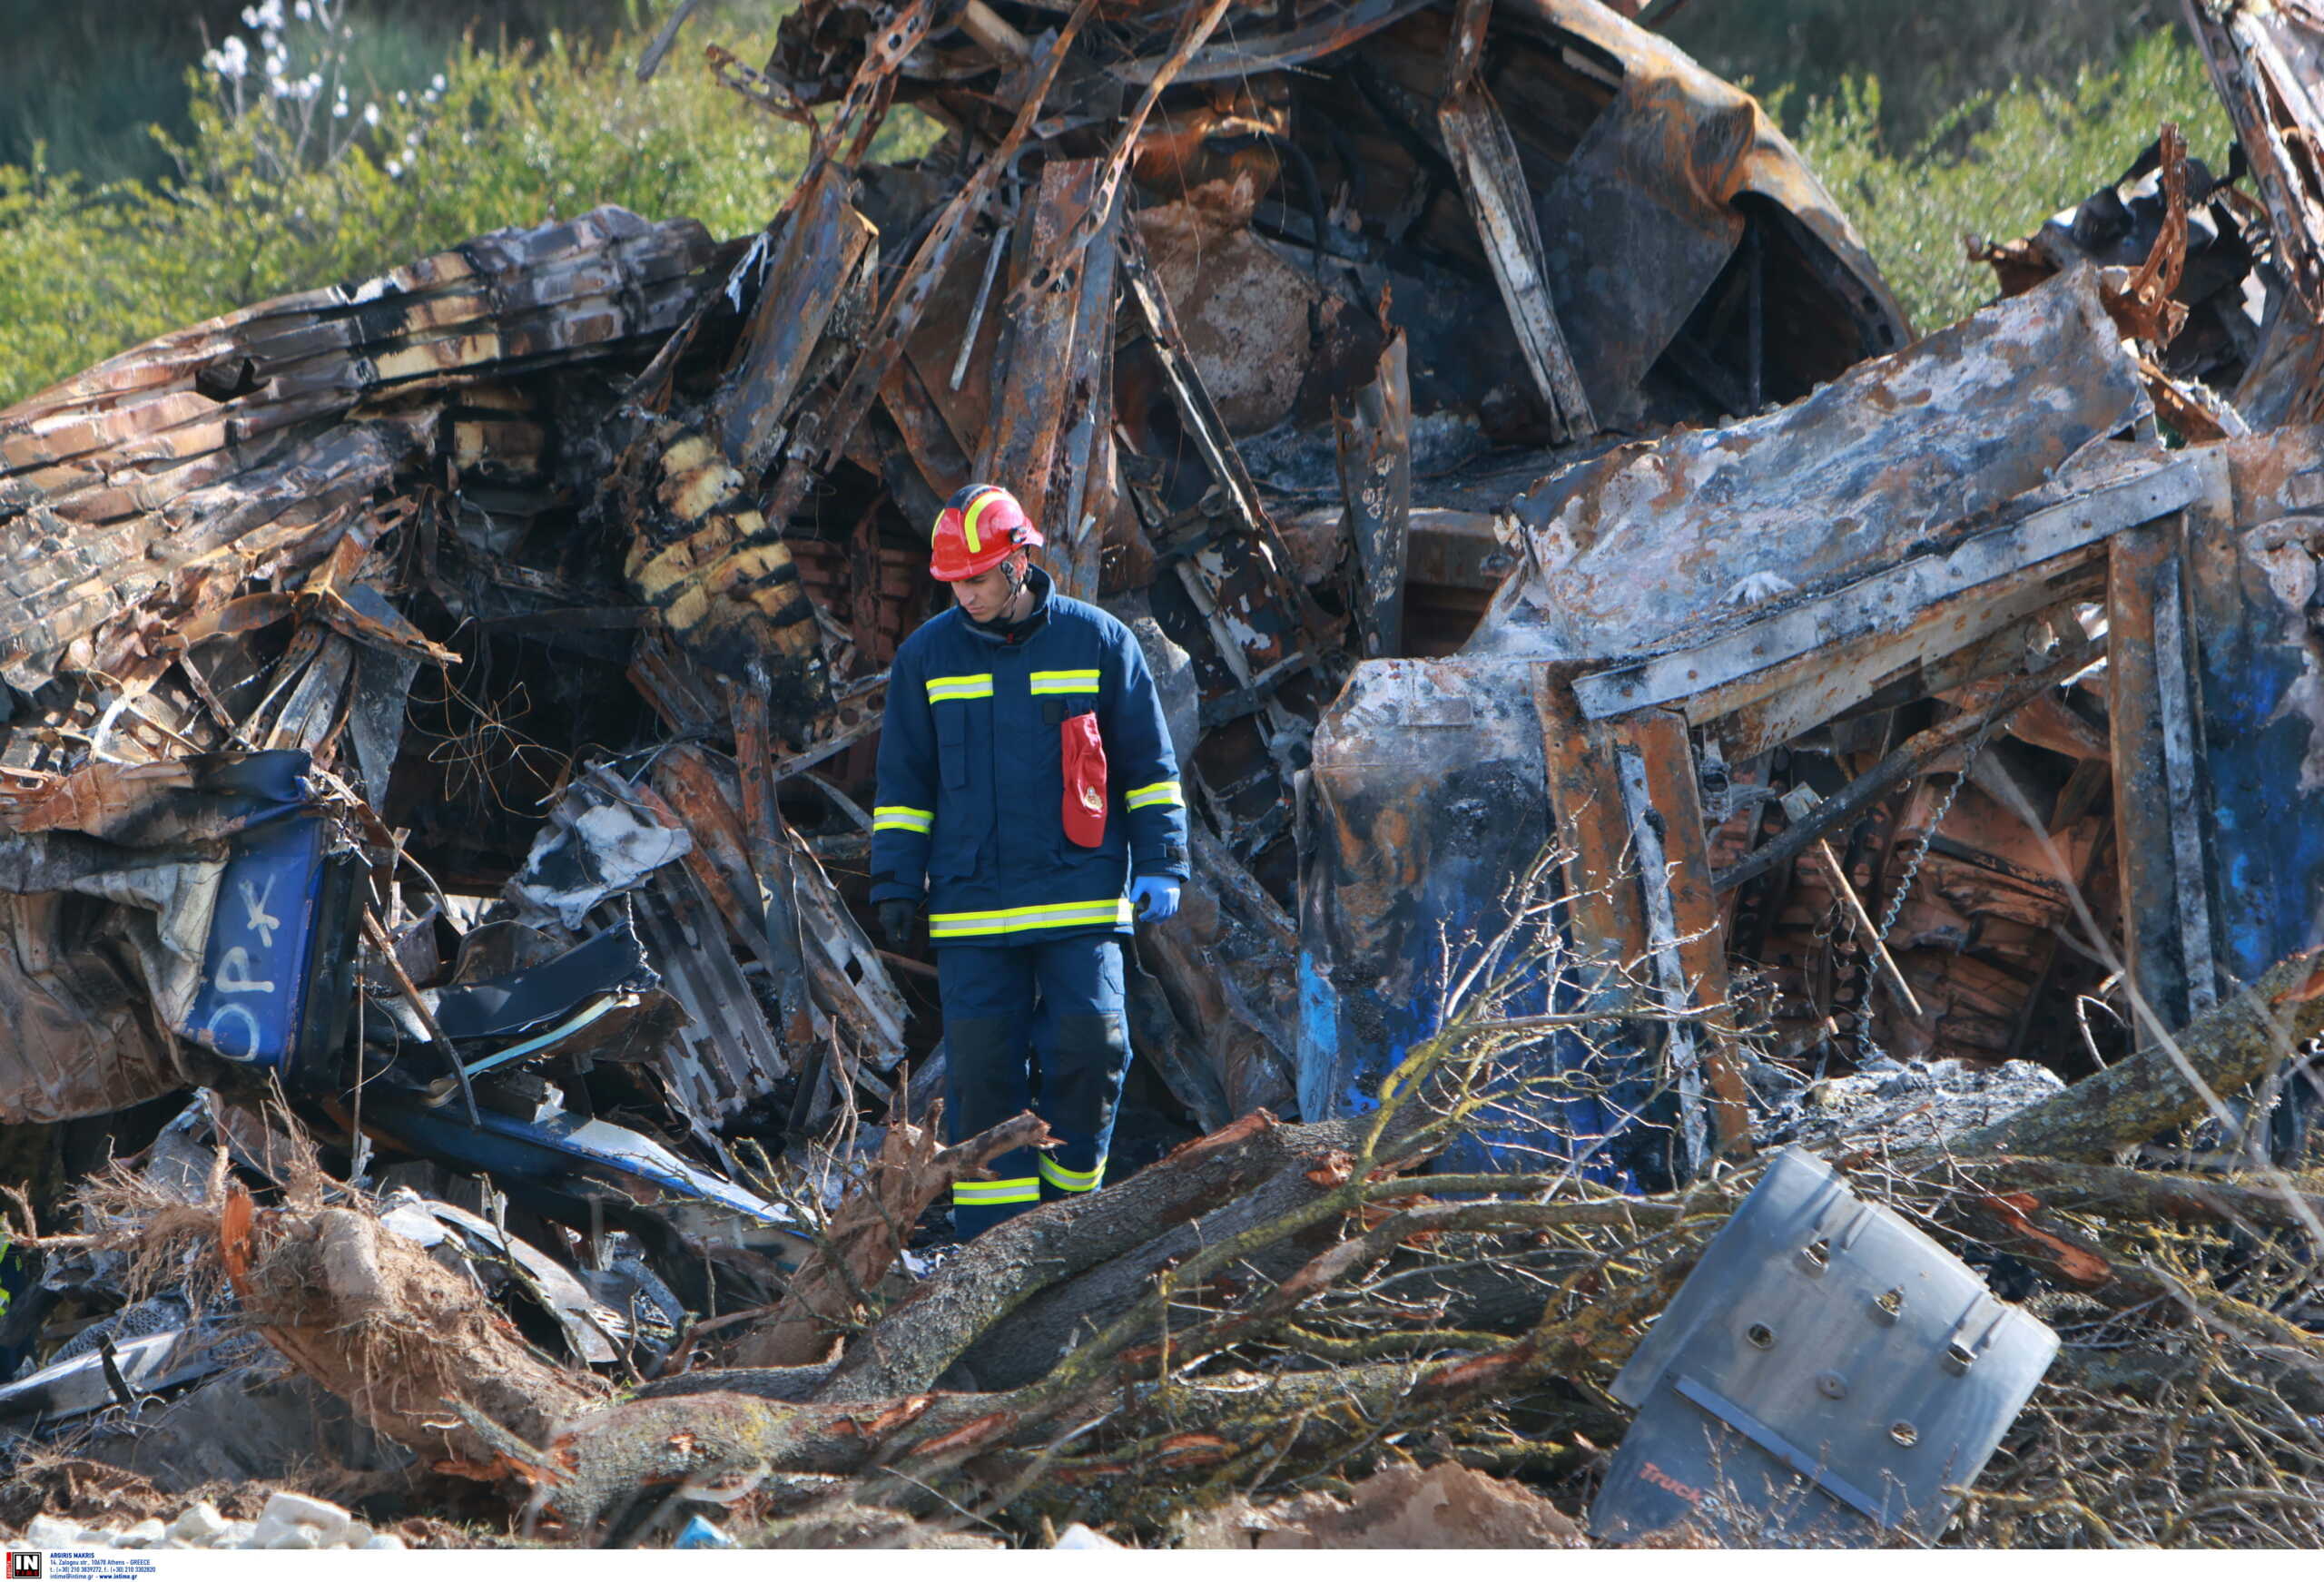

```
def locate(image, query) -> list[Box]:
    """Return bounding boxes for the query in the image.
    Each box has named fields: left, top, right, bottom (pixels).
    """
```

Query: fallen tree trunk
left=733, top=1109, right=1050, bottom=1368
left=521, top=1257, right=1689, bottom=1534
left=949, top=1145, right=1680, bottom=1390
left=1951, top=948, right=2324, bottom=1160
left=1970, top=1156, right=2324, bottom=1235
left=811, top=1109, right=1341, bottom=1401
left=957, top=1120, right=1372, bottom=1389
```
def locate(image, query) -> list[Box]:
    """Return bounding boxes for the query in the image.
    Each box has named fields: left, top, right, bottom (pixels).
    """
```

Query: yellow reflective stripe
left=1029, top=669, right=1100, bottom=694
left=928, top=899, right=1135, bottom=938
left=872, top=806, right=933, bottom=833
left=926, top=673, right=994, bottom=702
left=1125, top=780, right=1183, bottom=810
left=952, top=1176, right=1039, bottom=1204
left=961, top=487, right=1004, bottom=555
left=1038, top=1155, right=1106, bottom=1193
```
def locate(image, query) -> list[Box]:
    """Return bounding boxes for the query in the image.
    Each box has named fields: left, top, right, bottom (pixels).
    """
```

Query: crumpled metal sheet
left=2181, top=0, right=2324, bottom=430
left=1300, top=655, right=1704, bottom=1182
left=2, top=207, right=712, bottom=513
left=0, top=892, right=191, bottom=1125
left=1464, top=267, right=2149, bottom=665
left=503, top=767, right=696, bottom=933
left=1516, top=0, right=1911, bottom=418
left=977, top=158, right=1122, bottom=603
left=2183, top=427, right=2324, bottom=990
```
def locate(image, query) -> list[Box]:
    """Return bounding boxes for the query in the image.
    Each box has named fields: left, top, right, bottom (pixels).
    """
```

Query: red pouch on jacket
left=1061, top=712, right=1108, bottom=848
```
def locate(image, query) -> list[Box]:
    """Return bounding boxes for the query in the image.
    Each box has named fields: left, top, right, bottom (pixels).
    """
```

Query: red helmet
left=930, top=483, right=1042, bottom=581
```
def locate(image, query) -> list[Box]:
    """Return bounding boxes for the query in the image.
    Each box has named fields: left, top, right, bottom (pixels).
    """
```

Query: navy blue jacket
left=871, top=566, right=1189, bottom=944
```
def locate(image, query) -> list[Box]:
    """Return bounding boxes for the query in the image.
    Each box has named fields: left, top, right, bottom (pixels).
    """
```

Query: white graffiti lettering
left=203, top=1002, right=263, bottom=1061
left=216, top=946, right=277, bottom=996
left=239, top=874, right=281, bottom=947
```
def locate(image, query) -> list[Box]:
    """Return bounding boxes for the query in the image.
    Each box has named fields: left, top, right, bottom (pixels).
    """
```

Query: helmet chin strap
left=966, top=548, right=1032, bottom=629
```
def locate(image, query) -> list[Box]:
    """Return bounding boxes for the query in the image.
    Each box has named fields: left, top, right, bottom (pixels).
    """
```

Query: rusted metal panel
left=1532, top=663, right=1649, bottom=968
left=715, top=175, right=881, bottom=477
left=0, top=894, right=188, bottom=1125
left=975, top=158, right=1119, bottom=602
left=1336, top=330, right=1413, bottom=657
left=3, top=210, right=712, bottom=493
left=1704, top=561, right=2105, bottom=762
left=2151, top=549, right=2221, bottom=1017
left=897, top=226, right=1008, bottom=461
left=1533, top=673, right=1749, bottom=1171
left=1573, top=458, right=2200, bottom=722
left=1465, top=268, right=2150, bottom=667
left=2182, top=0, right=2324, bottom=318
left=2181, top=2, right=2324, bottom=427
left=1303, top=658, right=1703, bottom=1182
left=1618, top=707, right=1755, bottom=1162
left=879, top=355, right=973, bottom=503
left=1513, top=1, right=1908, bottom=416
left=0, top=423, right=423, bottom=693
left=2107, top=458, right=2249, bottom=1031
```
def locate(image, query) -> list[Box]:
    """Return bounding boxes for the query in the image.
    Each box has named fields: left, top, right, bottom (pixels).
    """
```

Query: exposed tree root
left=219, top=1189, right=606, bottom=1475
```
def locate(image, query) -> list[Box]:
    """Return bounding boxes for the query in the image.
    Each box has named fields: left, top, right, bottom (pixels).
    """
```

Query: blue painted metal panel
left=181, top=752, right=339, bottom=1076
left=2187, top=526, right=2324, bottom=987
left=1297, top=659, right=1653, bottom=1184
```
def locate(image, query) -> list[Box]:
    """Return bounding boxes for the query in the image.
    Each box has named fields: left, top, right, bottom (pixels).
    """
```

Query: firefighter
left=871, top=483, right=1188, bottom=1235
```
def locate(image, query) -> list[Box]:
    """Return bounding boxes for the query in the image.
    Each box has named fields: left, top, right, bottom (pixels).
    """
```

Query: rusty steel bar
left=949, top=221, right=1011, bottom=392
left=1438, top=0, right=1595, bottom=441
left=1009, top=0, right=1239, bottom=310
left=1336, top=330, right=1413, bottom=658
left=764, top=0, right=1098, bottom=528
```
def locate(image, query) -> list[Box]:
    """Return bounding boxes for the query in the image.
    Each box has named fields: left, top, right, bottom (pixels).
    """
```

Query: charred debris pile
left=4, top=0, right=2324, bottom=1550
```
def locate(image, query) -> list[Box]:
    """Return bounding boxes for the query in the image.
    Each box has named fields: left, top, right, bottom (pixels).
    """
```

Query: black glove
left=877, top=899, right=922, bottom=949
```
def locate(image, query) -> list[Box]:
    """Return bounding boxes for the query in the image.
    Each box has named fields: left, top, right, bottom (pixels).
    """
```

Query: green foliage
left=0, top=4, right=933, bottom=410
left=1668, top=0, right=2175, bottom=152
left=1786, top=30, right=2235, bottom=336
left=0, top=1, right=649, bottom=185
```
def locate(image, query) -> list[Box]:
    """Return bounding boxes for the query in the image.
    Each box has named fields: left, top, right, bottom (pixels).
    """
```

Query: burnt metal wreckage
left=4, top=0, right=2324, bottom=1549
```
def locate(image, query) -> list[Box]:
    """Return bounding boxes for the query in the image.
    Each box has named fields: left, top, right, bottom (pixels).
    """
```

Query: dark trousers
left=938, top=935, right=1131, bottom=1237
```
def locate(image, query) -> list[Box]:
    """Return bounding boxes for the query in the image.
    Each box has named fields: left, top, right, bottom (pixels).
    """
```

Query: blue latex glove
left=1129, top=875, right=1182, bottom=922
left=674, top=1516, right=735, bottom=1549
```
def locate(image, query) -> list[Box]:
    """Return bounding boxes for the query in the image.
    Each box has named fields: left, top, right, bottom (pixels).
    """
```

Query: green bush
left=1787, top=30, right=2235, bottom=336
left=0, top=3, right=931, bottom=409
